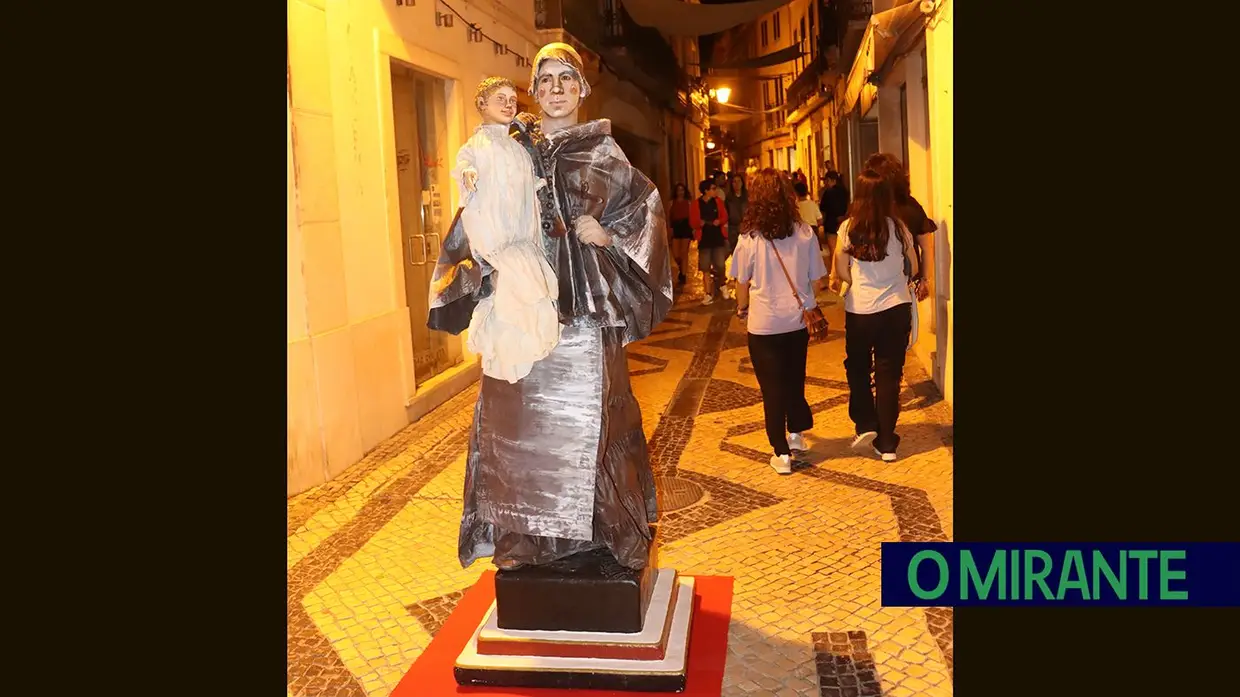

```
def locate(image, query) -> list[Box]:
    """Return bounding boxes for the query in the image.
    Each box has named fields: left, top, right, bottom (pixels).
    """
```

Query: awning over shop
left=833, top=1, right=927, bottom=120
left=706, top=44, right=802, bottom=73
left=869, top=1, right=929, bottom=85
left=834, top=26, right=873, bottom=120
left=620, top=0, right=793, bottom=37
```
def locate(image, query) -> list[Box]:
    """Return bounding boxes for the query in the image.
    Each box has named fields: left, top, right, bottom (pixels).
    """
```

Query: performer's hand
left=463, top=169, right=478, bottom=192
left=575, top=215, right=612, bottom=247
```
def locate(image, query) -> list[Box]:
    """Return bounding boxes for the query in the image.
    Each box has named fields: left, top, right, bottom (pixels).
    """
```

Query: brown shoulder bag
left=769, top=237, right=829, bottom=342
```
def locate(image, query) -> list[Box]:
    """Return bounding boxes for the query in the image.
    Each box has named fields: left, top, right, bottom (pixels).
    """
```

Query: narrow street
left=287, top=257, right=955, bottom=697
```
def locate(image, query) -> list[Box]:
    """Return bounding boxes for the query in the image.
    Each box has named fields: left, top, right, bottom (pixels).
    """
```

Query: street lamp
left=715, top=87, right=731, bottom=104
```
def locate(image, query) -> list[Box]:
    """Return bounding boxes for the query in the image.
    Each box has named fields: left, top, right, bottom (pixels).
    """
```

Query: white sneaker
left=769, top=453, right=792, bottom=475
left=851, top=431, right=878, bottom=451
left=701, top=295, right=715, bottom=306
left=872, top=446, right=897, bottom=462
left=787, top=432, right=807, bottom=452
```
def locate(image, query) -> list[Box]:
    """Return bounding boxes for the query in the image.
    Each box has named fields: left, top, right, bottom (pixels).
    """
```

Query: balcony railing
left=534, top=0, right=563, bottom=30
left=552, top=1, right=685, bottom=106
left=786, top=53, right=826, bottom=109
left=534, top=1, right=694, bottom=111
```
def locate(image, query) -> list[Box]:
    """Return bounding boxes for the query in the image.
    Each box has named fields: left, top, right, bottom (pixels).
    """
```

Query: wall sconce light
left=706, top=139, right=716, bottom=150
left=715, top=87, right=731, bottom=103
left=436, top=11, right=454, bottom=27
left=468, top=25, right=483, bottom=42
left=493, top=41, right=504, bottom=55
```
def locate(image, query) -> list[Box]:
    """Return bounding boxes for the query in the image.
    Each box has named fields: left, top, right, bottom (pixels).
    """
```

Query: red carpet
left=392, top=571, right=733, bottom=697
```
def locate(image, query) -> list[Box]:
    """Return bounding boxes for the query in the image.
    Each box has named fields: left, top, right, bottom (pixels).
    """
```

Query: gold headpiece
left=528, top=42, right=591, bottom=99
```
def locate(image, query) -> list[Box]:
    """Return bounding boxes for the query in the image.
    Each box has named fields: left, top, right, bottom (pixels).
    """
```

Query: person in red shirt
left=690, top=179, right=729, bottom=305
left=665, top=182, right=694, bottom=287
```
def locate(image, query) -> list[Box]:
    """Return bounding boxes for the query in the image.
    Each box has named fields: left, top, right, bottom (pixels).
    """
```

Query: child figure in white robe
left=453, top=77, right=560, bottom=383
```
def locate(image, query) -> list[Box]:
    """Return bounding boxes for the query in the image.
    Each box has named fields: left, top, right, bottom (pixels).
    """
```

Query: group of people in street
left=666, top=170, right=748, bottom=305
left=666, top=155, right=937, bottom=471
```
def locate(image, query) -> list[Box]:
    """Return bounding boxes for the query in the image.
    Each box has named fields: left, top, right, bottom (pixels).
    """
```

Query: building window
left=809, top=7, right=816, bottom=60
left=773, top=11, right=781, bottom=40
left=793, top=30, right=800, bottom=72
left=761, top=20, right=768, bottom=47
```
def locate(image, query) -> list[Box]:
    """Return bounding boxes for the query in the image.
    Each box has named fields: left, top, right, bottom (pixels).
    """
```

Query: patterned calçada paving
left=287, top=250, right=955, bottom=697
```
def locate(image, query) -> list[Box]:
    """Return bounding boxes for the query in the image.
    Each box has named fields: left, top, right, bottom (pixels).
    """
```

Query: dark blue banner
left=881, top=543, right=1240, bottom=607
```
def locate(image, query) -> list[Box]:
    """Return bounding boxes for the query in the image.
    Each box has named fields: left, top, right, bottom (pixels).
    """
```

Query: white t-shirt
left=730, top=222, right=828, bottom=335
left=797, top=199, right=822, bottom=227
left=839, top=218, right=912, bottom=315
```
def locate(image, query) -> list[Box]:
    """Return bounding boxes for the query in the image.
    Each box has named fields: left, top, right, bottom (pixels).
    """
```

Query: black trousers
left=844, top=303, right=912, bottom=453
left=748, top=328, right=813, bottom=456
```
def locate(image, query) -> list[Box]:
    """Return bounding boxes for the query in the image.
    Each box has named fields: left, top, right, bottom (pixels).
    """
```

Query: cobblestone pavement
left=287, top=250, right=955, bottom=697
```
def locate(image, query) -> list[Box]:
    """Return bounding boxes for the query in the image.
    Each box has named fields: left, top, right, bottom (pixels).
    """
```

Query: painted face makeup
left=481, top=86, right=519, bottom=125
left=534, top=59, right=581, bottom=119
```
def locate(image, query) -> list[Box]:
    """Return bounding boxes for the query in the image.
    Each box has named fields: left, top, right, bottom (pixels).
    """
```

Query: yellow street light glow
left=715, top=87, right=731, bottom=104
left=706, top=140, right=716, bottom=149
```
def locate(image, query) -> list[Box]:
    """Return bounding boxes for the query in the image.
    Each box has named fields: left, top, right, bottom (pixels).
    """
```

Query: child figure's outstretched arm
left=452, top=140, right=479, bottom=198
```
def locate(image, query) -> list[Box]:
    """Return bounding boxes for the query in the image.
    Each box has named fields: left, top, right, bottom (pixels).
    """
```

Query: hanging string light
left=437, top=0, right=532, bottom=67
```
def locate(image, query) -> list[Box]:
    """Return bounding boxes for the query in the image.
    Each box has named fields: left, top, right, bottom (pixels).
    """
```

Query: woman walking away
left=865, top=153, right=935, bottom=302
left=666, top=183, right=694, bottom=286
left=834, top=169, right=919, bottom=462
left=731, top=168, right=830, bottom=475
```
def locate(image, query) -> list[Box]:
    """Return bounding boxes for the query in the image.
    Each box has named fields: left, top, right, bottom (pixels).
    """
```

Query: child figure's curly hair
left=474, top=76, right=517, bottom=114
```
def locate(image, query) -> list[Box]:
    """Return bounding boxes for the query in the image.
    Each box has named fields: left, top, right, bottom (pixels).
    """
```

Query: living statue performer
left=450, top=76, right=560, bottom=384
left=427, top=42, right=673, bottom=571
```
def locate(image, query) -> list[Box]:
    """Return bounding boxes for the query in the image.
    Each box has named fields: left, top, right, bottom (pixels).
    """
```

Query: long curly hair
left=740, top=168, right=800, bottom=240
left=844, top=169, right=896, bottom=262
left=864, top=152, right=911, bottom=203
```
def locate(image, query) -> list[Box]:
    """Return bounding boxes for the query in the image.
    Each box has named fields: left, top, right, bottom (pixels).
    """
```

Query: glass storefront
left=389, top=61, right=463, bottom=386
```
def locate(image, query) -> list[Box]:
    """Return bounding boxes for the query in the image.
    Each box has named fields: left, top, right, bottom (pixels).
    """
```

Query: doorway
left=835, top=117, right=850, bottom=187
left=389, top=60, right=463, bottom=386
left=857, top=106, right=879, bottom=172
